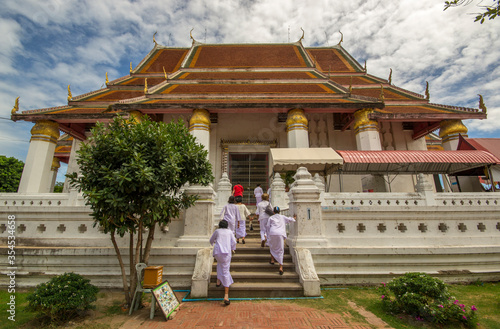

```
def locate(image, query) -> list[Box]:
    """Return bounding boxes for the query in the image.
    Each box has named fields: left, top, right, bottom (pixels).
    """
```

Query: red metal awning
left=336, top=150, right=500, bottom=175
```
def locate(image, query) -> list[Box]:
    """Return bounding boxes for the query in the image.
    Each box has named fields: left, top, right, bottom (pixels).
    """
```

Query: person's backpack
left=264, top=203, right=274, bottom=216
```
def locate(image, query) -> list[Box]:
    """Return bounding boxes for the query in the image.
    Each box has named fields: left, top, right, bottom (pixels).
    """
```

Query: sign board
left=152, top=280, right=180, bottom=320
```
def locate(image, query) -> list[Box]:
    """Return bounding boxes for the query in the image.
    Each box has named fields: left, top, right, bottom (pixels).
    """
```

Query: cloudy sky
left=1, top=0, right=499, bottom=181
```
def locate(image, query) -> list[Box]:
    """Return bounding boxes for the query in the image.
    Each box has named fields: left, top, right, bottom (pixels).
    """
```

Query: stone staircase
left=208, top=219, right=303, bottom=298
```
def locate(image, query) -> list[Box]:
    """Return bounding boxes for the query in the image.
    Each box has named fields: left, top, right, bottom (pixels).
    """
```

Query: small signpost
left=152, top=280, right=180, bottom=320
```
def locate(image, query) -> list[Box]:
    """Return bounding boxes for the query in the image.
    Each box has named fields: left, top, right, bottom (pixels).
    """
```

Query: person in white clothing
left=254, top=184, right=263, bottom=205
left=209, top=220, right=237, bottom=305
left=220, top=196, right=241, bottom=235
left=266, top=206, right=296, bottom=275
left=255, top=193, right=271, bottom=247
left=235, top=196, right=250, bottom=244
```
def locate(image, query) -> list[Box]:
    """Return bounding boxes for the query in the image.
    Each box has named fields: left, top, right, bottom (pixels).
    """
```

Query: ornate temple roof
left=12, top=39, right=486, bottom=141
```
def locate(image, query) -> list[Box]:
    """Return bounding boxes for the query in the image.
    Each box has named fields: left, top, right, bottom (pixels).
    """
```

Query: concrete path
left=121, top=292, right=380, bottom=329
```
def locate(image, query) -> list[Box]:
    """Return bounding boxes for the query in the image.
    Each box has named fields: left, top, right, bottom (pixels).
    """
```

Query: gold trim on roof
left=337, top=31, right=343, bottom=46
left=478, top=94, right=487, bottom=113
left=11, top=97, right=19, bottom=115
left=298, top=28, right=305, bottom=43
left=67, top=85, right=72, bottom=101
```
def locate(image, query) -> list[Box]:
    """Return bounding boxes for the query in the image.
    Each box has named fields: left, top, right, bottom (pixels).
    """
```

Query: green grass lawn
left=0, top=289, right=36, bottom=329
left=2, top=282, right=499, bottom=329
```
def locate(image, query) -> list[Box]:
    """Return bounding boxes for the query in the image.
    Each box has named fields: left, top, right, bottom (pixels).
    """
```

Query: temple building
left=11, top=34, right=490, bottom=198
left=3, top=34, right=499, bottom=296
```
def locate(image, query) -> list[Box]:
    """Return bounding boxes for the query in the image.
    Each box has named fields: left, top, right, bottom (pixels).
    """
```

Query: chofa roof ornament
left=153, top=31, right=158, bottom=47
left=11, top=97, right=19, bottom=115
left=298, top=27, right=305, bottom=43
left=337, top=31, right=343, bottom=46
left=478, top=94, right=487, bottom=113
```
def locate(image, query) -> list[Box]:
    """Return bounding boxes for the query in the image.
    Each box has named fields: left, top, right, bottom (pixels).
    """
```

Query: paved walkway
left=120, top=292, right=380, bottom=329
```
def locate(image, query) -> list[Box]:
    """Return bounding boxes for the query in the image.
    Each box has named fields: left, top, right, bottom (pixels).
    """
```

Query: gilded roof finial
left=67, top=85, right=72, bottom=101
left=337, top=31, right=343, bottom=46
left=364, top=60, right=367, bottom=72
left=144, top=78, right=148, bottom=94
left=11, top=97, right=19, bottom=115
left=105, top=72, right=109, bottom=85
left=130, top=62, right=133, bottom=74
left=163, top=66, right=168, bottom=80
left=425, top=81, right=430, bottom=100
left=153, top=31, right=158, bottom=46
left=388, top=68, right=392, bottom=84
left=379, top=84, right=385, bottom=101
left=478, top=94, right=487, bottom=113
left=190, top=28, right=197, bottom=44
left=298, top=27, right=305, bottom=43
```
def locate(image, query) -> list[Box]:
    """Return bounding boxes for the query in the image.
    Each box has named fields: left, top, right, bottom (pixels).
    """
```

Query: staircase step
left=210, top=271, right=299, bottom=283
left=207, top=282, right=303, bottom=298
left=230, top=254, right=293, bottom=263
left=219, top=261, right=296, bottom=272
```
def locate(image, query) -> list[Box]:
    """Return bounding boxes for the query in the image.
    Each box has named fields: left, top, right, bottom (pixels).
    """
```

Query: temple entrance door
left=228, top=153, right=268, bottom=205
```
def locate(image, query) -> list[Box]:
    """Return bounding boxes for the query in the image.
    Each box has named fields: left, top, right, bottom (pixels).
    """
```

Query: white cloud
left=0, top=0, right=499, bottom=162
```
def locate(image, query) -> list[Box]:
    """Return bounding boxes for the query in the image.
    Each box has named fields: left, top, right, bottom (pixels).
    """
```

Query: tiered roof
left=12, top=39, right=486, bottom=141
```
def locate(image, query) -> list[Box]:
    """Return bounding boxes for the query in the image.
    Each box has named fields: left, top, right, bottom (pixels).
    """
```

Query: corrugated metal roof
left=336, top=150, right=500, bottom=174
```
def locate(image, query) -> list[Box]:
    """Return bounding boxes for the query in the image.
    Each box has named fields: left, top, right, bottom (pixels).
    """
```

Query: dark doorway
left=229, top=153, right=268, bottom=205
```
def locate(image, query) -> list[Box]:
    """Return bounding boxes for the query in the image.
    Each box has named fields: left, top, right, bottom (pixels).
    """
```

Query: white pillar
left=18, top=120, right=60, bottom=193
left=216, top=172, right=232, bottom=210
left=288, top=167, right=326, bottom=247
left=353, top=109, right=387, bottom=192
left=176, top=184, right=216, bottom=247
left=189, top=108, right=211, bottom=154
left=63, top=137, right=83, bottom=193
left=49, top=157, right=60, bottom=192
left=439, top=119, right=468, bottom=151
left=286, top=108, right=309, bottom=148
left=287, top=167, right=322, bottom=297
left=270, top=173, right=286, bottom=209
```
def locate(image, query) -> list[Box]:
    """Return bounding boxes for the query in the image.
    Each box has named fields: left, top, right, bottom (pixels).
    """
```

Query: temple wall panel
left=1, top=191, right=499, bottom=287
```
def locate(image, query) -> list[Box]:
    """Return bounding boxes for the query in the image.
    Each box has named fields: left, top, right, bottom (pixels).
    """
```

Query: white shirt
left=210, top=228, right=236, bottom=256
left=266, top=214, right=296, bottom=238
left=255, top=200, right=271, bottom=220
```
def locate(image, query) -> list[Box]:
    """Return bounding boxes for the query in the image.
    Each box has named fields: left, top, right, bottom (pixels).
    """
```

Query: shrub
left=379, top=272, right=478, bottom=328
left=27, top=272, right=99, bottom=323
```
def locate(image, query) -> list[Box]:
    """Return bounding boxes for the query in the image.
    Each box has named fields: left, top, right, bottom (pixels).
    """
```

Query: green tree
left=53, top=181, right=64, bottom=193
left=0, top=155, right=24, bottom=192
left=444, top=0, right=499, bottom=23
left=67, top=115, right=213, bottom=306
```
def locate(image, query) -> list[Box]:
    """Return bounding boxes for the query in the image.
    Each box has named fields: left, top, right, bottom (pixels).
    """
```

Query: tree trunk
left=110, top=232, right=131, bottom=306
left=143, top=224, right=156, bottom=264
left=129, top=231, right=137, bottom=299
left=134, top=221, right=142, bottom=267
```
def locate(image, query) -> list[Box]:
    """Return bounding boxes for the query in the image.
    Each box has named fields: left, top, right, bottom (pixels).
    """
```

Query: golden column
left=49, top=156, right=61, bottom=192
left=189, top=109, right=211, bottom=153
left=439, top=119, right=468, bottom=150
left=18, top=120, right=60, bottom=193
left=352, top=108, right=382, bottom=151
left=286, top=108, right=309, bottom=148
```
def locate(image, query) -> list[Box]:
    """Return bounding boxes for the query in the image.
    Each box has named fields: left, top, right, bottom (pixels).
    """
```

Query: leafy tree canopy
left=68, top=115, right=214, bottom=236
left=68, top=115, right=214, bottom=305
left=0, top=155, right=24, bottom=192
left=445, top=0, right=499, bottom=23
left=53, top=181, right=64, bottom=193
